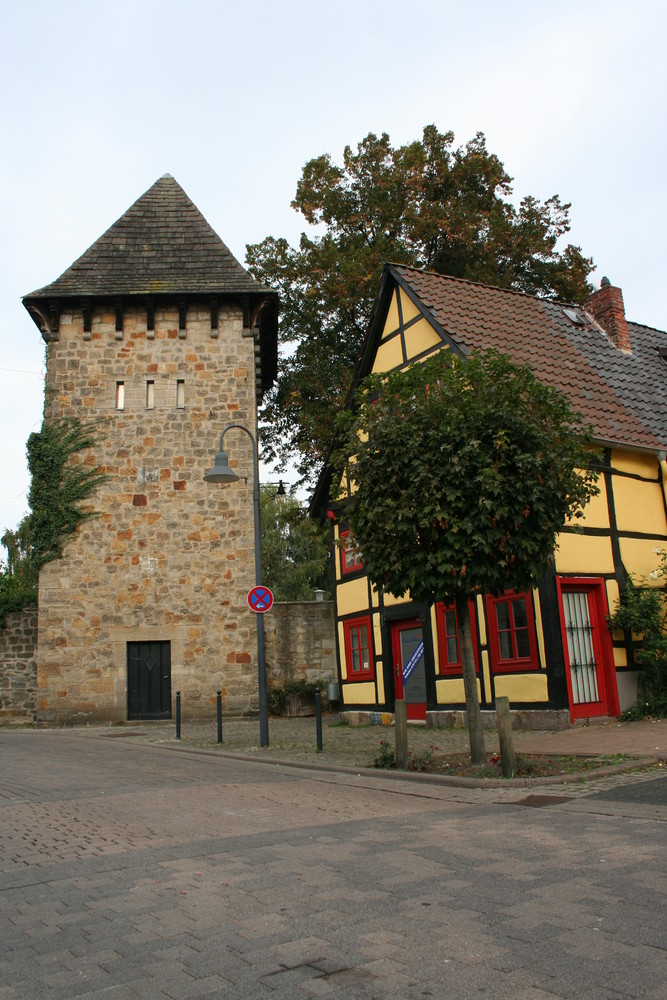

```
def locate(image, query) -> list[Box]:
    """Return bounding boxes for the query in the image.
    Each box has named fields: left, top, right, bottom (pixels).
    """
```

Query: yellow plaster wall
left=481, top=650, right=491, bottom=702
left=372, top=614, right=383, bottom=656
left=383, top=590, right=410, bottom=608
left=618, top=537, right=664, bottom=582
left=554, top=533, right=615, bottom=575
left=430, top=606, right=440, bottom=666
left=606, top=578, right=620, bottom=618
left=372, top=335, right=403, bottom=374
left=476, top=595, right=487, bottom=646
left=399, top=289, right=421, bottom=324
left=337, top=621, right=347, bottom=678
left=613, top=647, right=628, bottom=667
left=436, top=676, right=480, bottom=703
left=382, top=291, right=400, bottom=339
left=532, top=587, right=546, bottom=669
left=613, top=476, right=666, bottom=535
left=611, top=450, right=660, bottom=478
left=565, top=476, right=609, bottom=530
left=342, top=681, right=376, bottom=705
left=403, top=319, right=442, bottom=359
left=494, top=673, right=549, bottom=703
left=337, top=577, right=370, bottom=617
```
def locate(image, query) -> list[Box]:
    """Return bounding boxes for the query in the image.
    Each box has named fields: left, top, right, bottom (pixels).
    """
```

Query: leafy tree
left=260, top=484, right=330, bottom=601
left=0, top=516, right=38, bottom=627
left=247, top=126, right=595, bottom=486
left=336, top=350, right=599, bottom=763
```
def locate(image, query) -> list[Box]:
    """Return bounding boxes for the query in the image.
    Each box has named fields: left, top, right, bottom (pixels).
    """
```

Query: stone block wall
left=0, top=608, right=38, bottom=720
left=36, top=302, right=260, bottom=723
left=264, top=601, right=336, bottom=688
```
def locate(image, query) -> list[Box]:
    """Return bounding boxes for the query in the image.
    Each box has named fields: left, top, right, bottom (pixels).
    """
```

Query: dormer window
left=562, top=307, right=586, bottom=327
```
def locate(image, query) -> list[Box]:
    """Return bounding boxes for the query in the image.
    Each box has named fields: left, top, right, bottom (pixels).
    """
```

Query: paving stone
left=0, top=730, right=665, bottom=999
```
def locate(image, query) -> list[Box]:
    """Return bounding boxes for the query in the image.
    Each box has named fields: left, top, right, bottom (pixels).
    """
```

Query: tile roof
left=389, top=264, right=667, bottom=452
left=24, top=174, right=272, bottom=299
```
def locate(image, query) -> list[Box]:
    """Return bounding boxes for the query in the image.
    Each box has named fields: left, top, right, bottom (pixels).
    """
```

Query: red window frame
left=340, top=529, right=363, bottom=575
left=343, top=615, right=374, bottom=681
left=486, top=591, right=539, bottom=673
left=435, top=601, right=479, bottom=675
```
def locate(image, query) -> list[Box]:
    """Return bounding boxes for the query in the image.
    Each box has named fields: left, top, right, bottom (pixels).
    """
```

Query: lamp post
left=204, top=423, right=269, bottom=748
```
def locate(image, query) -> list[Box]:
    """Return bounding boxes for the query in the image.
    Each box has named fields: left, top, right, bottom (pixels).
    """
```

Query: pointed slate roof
left=24, top=174, right=271, bottom=298
left=23, top=175, right=278, bottom=391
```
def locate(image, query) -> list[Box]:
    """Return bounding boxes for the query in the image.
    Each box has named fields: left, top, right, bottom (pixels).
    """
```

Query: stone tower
left=23, top=175, right=278, bottom=724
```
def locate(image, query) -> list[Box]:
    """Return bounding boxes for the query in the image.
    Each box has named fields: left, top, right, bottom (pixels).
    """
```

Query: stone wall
left=0, top=602, right=336, bottom=722
left=36, top=302, right=260, bottom=723
left=264, top=601, right=336, bottom=688
left=0, top=608, right=37, bottom=720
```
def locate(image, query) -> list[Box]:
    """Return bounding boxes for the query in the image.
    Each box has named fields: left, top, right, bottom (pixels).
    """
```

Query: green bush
left=267, top=679, right=320, bottom=716
left=608, top=571, right=667, bottom=719
left=373, top=739, right=396, bottom=769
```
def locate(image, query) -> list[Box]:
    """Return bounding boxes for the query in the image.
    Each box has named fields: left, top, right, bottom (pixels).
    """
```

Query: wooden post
left=395, top=699, right=408, bottom=769
left=495, top=696, right=516, bottom=778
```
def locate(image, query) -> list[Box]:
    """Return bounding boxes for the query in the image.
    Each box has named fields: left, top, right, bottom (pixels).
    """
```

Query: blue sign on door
left=402, top=640, right=424, bottom=683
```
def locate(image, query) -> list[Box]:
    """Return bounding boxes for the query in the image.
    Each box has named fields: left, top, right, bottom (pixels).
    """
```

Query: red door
left=392, top=619, right=427, bottom=721
left=557, top=578, right=619, bottom=721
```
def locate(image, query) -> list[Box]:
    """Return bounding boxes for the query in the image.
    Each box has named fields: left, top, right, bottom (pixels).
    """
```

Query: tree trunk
left=456, top=594, right=486, bottom=764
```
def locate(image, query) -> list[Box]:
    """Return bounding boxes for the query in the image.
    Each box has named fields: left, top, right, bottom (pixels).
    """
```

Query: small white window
left=176, top=379, right=185, bottom=408
left=116, top=381, right=125, bottom=410
left=146, top=380, right=155, bottom=409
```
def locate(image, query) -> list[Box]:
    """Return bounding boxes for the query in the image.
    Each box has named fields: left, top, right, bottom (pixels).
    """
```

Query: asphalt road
left=1, top=730, right=665, bottom=999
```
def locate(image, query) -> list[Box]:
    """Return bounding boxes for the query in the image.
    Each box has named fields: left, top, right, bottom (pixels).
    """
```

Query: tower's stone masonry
left=24, top=175, right=278, bottom=724
left=37, top=302, right=257, bottom=722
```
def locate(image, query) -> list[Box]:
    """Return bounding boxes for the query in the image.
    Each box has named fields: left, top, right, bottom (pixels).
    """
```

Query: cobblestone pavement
left=74, top=714, right=665, bottom=795
left=0, top=728, right=665, bottom=998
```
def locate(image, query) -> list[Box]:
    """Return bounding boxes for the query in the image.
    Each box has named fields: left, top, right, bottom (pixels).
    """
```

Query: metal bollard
left=216, top=690, right=223, bottom=744
left=315, top=686, right=323, bottom=752
left=175, top=691, right=181, bottom=740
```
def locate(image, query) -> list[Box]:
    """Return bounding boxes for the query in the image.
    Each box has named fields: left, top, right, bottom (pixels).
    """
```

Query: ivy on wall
left=27, top=418, right=107, bottom=568
left=1, top=418, right=106, bottom=625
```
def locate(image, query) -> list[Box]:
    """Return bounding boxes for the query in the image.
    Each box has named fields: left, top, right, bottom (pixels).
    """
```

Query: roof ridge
left=389, top=261, right=578, bottom=310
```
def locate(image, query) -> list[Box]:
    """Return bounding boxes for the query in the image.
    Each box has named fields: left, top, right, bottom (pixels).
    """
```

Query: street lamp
left=204, top=423, right=269, bottom=748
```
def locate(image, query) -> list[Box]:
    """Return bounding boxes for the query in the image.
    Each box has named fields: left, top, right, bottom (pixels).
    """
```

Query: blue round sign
left=247, top=585, right=274, bottom=613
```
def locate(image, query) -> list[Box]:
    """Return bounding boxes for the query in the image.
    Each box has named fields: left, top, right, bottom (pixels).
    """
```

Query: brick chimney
left=585, top=276, right=631, bottom=353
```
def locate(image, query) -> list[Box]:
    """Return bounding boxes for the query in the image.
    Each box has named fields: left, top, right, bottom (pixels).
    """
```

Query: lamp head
left=203, top=449, right=239, bottom=484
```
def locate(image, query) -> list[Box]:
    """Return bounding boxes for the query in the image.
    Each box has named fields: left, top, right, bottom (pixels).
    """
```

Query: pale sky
left=1, top=0, right=666, bottom=539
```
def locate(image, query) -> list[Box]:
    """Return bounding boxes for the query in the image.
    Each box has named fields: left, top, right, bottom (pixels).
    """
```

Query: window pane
left=499, top=631, right=514, bottom=660
left=350, top=628, right=360, bottom=670
left=512, top=599, right=527, bottom=629
left=496, top=601, right=511, bottom=631
left=116, top=381, right=125, bottom=410
left=446, top=637, right=459, bottom=663
left=146, top=380, right=155, bottom=409
left=176, top=380, right=185, bottom=408
left=515, top=629, right=530, bottom=658
left=349, top=624, right=369, bottom=673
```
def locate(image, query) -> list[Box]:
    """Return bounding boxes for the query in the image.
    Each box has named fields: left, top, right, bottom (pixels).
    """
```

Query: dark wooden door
left=127, top=641, right=171, bottom=720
